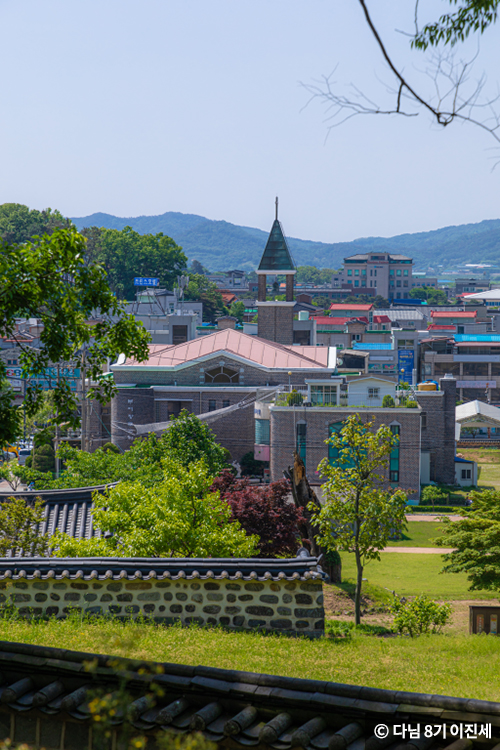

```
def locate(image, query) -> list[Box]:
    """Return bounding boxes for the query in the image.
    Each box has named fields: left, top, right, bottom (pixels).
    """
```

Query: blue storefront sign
left=398, top=349, right=414, bottom=383
left=134, top=277, right=160, bottom=287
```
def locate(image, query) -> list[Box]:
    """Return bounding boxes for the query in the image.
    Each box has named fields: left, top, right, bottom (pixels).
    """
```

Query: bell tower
left=257, top=199, right=296, bottom=345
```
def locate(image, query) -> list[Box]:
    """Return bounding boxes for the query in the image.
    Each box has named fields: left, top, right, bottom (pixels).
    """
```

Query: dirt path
left=406, top=514, right=463, bottom=521
left=383, top=547, right=454, bottom=553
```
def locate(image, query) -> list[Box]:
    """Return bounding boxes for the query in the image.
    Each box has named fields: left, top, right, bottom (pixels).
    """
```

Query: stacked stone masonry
left=0, top=577, right=324, bottom=637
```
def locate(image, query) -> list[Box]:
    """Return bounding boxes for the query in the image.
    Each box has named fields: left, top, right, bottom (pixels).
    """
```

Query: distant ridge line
left=70, top=211, right=500, bottom=272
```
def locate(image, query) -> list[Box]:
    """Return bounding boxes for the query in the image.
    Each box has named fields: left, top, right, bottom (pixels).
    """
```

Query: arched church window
left=204, top=365, right=240, bottom=384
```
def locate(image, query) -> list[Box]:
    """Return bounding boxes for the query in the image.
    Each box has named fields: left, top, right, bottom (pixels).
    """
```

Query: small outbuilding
left=455, top=456, right=478, bottom=486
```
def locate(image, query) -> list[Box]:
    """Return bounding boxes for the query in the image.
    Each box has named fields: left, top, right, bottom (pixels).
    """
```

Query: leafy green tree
left=311, top=296, right=332, bottom=309
left=0, top=227, right=151, bottom=445
left=160, top=410, right=228, bottom=476
left=184, top=274, right=226, bottom=322
left=0, top=203, right=72, bottom=244
left=437, top=489, right=500, bottom=590
left=382, top=394, right=395, bottom=407
left=52, top=457, right=258, bottom=558
left=0, top=496, right=49, bottom=556
left=229, top=301, right=245, bottom=322
left=373, top=295, right=389, bottom=309
left=410, top=286, right=448, bottom=304
left=29, top=411, right=229, bottom=489
left=412, top=1, right=499, bottom=50
left=82, top=225, right=187, bottom=299
left=190, top=259, right=209, bottom=275
left=296, top=266, right=337, bottom=285
left=310, top=415, right=408, bottom=625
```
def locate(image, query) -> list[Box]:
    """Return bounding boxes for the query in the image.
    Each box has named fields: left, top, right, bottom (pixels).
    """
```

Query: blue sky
left=1, top=0, right=499, bottom=244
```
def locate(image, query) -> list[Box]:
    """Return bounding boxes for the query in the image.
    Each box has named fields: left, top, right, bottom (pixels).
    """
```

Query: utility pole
left=81, top=350, right=87, bottom=452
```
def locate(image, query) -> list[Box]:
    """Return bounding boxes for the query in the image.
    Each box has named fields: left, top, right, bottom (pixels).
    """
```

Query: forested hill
left=71, top=211, right=500, bottom=272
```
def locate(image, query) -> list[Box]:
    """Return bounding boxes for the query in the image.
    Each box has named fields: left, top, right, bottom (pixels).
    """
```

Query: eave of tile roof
left=0, top=640, right=498, bottom=750
left=0, top=556, right=324, bottom=582
left=116, top=330, right=329, bottom=370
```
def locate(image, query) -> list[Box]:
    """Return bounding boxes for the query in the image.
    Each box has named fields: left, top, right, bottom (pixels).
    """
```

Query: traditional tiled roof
left=0, top=641, right=498, bottom=750
left=0, top=486, right=114, bottom=547
left=373, top=315, right=391, bottom=324
left=258, top=220, right=295, bottom=272
left=117, top=330, right=330, bottom=370
left=0, top=556, right=323, bottom=582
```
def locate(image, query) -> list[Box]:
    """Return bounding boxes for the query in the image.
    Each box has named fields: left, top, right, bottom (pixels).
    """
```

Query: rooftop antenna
left=275, top=196, right=278, bottom=220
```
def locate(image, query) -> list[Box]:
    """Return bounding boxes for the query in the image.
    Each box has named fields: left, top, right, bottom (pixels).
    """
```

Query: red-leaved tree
left=211, top=470, right=306, bottom=557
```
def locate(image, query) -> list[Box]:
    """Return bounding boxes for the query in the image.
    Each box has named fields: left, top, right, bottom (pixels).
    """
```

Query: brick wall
left=0, top=576, right=324, bottom=638
left=416, top=377, right=456, bottom=485
left=270, top=406, right=421, bottom=500
left=257, top=306, right=294, bottom=345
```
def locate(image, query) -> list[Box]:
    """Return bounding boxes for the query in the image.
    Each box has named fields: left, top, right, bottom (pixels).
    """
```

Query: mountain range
left=71, top=211, right=500, bottom=272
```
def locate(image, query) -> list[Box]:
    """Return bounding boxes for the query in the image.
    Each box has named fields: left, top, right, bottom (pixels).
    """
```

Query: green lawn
left=2, top=617, right=500, bottom=702
left=387, top=521, right=444, bottom=547
left=461, top=448, right=500, bottom=490
left=341, top=552, right=500, bottom=600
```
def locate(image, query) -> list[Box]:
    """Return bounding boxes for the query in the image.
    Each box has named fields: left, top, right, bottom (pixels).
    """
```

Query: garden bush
left=286, top=390, right=303, bottom=406
left=382, top=394, right=395, bottom=407
left=391, top=594, right=451, bottom=637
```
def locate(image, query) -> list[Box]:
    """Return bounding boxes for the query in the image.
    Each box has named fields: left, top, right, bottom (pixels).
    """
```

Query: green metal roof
left=258, top=220, right=295, bottom=272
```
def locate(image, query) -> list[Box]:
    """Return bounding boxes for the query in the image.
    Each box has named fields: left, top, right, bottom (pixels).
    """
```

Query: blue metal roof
left=352, top=342, right=393, bottom=350
left=454, top=334, right=500, bottom=342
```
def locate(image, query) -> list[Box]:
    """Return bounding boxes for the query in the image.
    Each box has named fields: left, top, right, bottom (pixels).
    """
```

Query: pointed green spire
left=258, top=219, right=295, bottom=273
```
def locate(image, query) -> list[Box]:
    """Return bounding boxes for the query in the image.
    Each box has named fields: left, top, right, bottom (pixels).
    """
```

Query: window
left=403, top=281, right=408, bottom=287
left=355, top=269, right=359, bottom=275
left=362, top=269, right=366, bottom=275
left=205, top=365, right=239, bottom=384
left=374, top=270, right=377, bottom=276
left=368, top=387, right=380, bottom=399
left=396, top=292, right=401, bottom=299
left=328, top=422, right=344, bottom=465
left=222, top=399, right=230, bottom=408
left=397, top=270, right=402, bottom=276
left=354, top=280, right=359, bottom=287
left=374, top=280, right=377, bottom=286
left=370, top=269, right=373, bottom=276
left=389, top=425, right=400, bottom=483
left=421, top=412, right=427, bottom=430
left=347, top=269, right=352, bottom=276
left=296, top=423, right=306, bottom=467
left=310, top=384, right=337, bottom=406
left=390, top=270, right=394, bottom=276
left=461, top=468, right=472, bottom=480
left=397, top=280, right=401, bottom=287
left=390, top=281, right=395, bottom=288
left=208, top=400, right=216, bottom=412
left=352, top=333, right=361, bottom=341
left=255, top=418, right=270, bottom=445
left=404, top=270, right=409, bottom=276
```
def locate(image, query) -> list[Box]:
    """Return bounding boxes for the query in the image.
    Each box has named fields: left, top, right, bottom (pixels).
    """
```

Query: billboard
left=398, top=349, right=415, bottom=383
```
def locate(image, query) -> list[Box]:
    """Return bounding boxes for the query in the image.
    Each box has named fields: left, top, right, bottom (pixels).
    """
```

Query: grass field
left=340, top=552, right=500, bottom=600
left=461, top=448, right=500, bottom=490
left=1, top=616, right=500, bottom=701
left=387, top=521, right=444, bottom=547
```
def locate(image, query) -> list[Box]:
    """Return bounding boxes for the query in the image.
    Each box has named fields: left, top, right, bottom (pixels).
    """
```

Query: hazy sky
left=1, top=0, right=499, bottom=244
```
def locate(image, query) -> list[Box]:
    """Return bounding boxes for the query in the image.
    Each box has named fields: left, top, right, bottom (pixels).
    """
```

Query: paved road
left=383, top=547, right=454, bottom=553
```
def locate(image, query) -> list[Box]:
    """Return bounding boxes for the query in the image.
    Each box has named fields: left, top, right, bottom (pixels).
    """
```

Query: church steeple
left=256, top=200, right=296, bottom=345
left=257, top=198, right=295, bottom=273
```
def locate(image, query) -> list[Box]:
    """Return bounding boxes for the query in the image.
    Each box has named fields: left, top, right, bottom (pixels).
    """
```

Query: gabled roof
left=258, top=220, right=295, bottom=272
left=118, top=329, right=330, bottom=370
left=373, top=315, right=391, bottom=324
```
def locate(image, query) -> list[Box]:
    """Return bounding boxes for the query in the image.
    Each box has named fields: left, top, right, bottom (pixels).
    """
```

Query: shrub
left=420, top=485, right=449, bottom=506
left=286, top=390, right=303, bottom=406
left=102, top=442, right=120, bottom=453
left=382, top=395, right=395, bottom=407
left=391, top=594, right=452, bottom=637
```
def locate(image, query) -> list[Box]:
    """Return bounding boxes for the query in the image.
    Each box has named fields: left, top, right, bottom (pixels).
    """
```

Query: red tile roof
left=330, top=303, right=373, bottom=311
left=430, top=311, right=477, bottom=318
left=373, top=315, right=391, bottom=324
left=120, top=329, right=330, bottom=369
left=428, top=324, right=457, bottom=330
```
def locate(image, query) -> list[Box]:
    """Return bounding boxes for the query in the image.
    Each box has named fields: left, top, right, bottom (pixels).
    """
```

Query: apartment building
left=341, top=252, right=414, bottom=301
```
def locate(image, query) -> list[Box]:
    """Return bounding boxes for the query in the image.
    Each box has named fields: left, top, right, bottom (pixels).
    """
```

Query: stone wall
left=0, top=575, right=325, bottom=638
